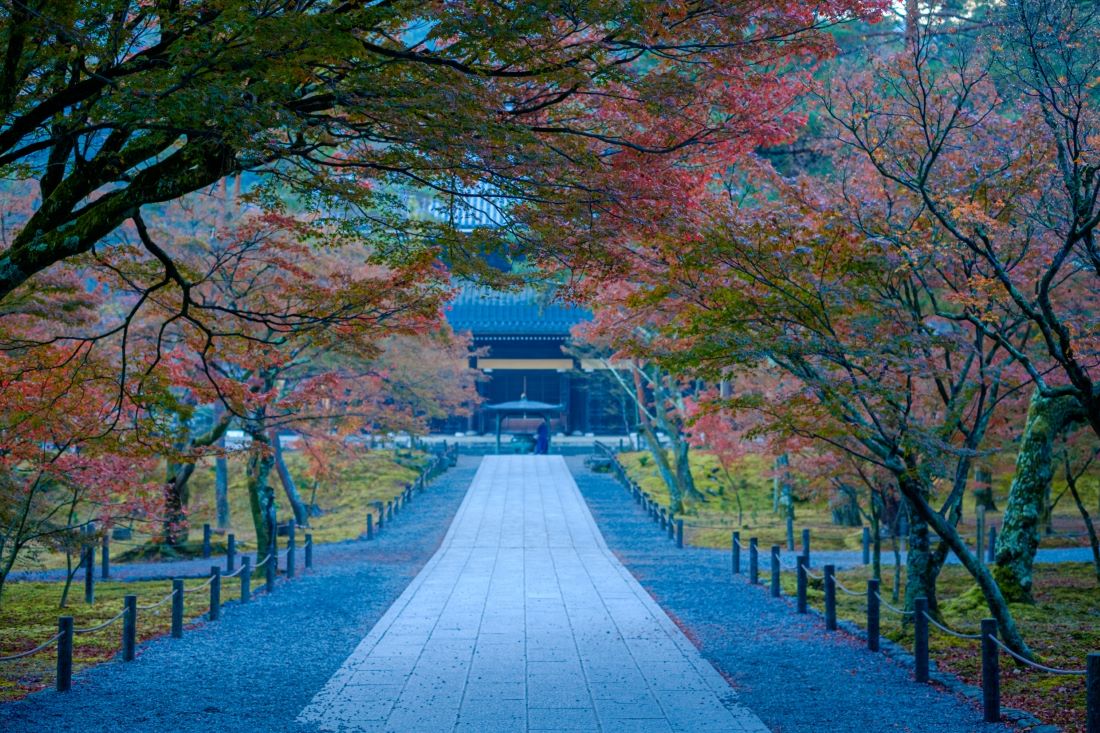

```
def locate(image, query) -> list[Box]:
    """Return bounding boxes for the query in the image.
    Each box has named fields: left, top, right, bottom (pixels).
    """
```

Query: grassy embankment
left=11, top=448, right=431, bottom=570
left=1, top=448, right=431, bottom=702
left=784, top=563, right=1099, bottom=733
left=0, top=579, right=210, bottom=703
left=619, top=449, right=1099, bottom=732
left=616, top=450, right=1099, bottom=551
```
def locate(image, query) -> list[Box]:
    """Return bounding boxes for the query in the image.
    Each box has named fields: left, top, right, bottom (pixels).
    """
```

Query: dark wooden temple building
left=438, top=285, right=634, bottom=436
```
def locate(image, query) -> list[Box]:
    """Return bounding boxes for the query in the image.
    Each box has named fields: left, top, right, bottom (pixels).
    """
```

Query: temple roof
left=446, top=284, right=590, bottom=337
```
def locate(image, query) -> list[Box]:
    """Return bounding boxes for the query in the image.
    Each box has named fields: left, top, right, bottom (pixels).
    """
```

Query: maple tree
left=0, top=0, right=885, bottom=306
left=0, top=269, right=166, bottom=607
left=571, top=148, right=1041, bottom=652
left=572, top=283, right=703, bottom=512
left=818, top=1, right=1100, bottom=601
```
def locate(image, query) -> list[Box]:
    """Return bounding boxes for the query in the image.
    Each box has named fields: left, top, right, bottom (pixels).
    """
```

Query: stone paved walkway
left=299, top=455, right=768, bottom=733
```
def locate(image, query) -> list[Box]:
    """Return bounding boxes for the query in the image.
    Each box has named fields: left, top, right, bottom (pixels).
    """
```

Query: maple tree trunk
left=638, top=423, right=683, bottom=512
left=903, top=497, right=939, bottom=615
left=246, top=430, right=277, bottom=561
left=895, top=469, right=1031, bottom=657
left=162, top=462, right=197, bottom=546
left=271, top=430, right=309, bottom=528
left=163, top=414, right=233, bottom=545
left=1064, top=464, right=1100, bottom=586
left=215, top=451, right=230, bottom=530
left=994, top=390, right=1086, bottom=602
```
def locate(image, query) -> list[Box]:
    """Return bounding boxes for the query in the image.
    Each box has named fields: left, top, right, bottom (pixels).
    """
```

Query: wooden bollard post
left=658, top=508, right=667, bottom=531
left=862, top=526, right=871, bottom=565
left=731, top=532, right=741, bottom=575
left=171, top=579, right=184, bottom=638
left=824, top=564, right=837, bottom=631
left=305, top=534, right=313, bottom=569
left=265, top=546, right=276, bottom=593
left=240, top=556, right=251, bottom=603
left=981, top=618, right=1000, bottom=722
left=101, top=535, right=110, bottom=580
left=987, top=526, right=997, bottom=564
left=366, top=512, right=374, bottom=540
left=1086, top=653, right=1099, bottom=733
left=914, top=598, right=929, bottom=682
left=286, top=520, right=296, bottom=579
left=867, top=579, right=880, bottom=652
left=801, top=528, right=811, bottom=567
left=56, top=616, right=73, bottom=692
left=209, top=566, right=221, bottom=621
left=386, top=501, right=393, bottom=522
left=796, top=555, right=808, bottom=613
left=667, top=513, right=675, bottom=540
left=84, top=543, right=95, bottom=604
left=769, top=545, right=781, bottom=597
left=202, top=523, right=212, bottom=559
left=122, top=594, right=137, bottom=661
left=676, top=519, right=684, bottom=548
left=749, top=538, right=759, bottom=585
left=227, top=534, right=236, bottom=573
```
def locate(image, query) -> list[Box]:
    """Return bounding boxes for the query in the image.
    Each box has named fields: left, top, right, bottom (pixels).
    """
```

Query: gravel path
left=0, top=458, right=479, bottom=733
left=775, top=546, right=1093, bottom=571
left=568, top=457, right=1014, bottom=733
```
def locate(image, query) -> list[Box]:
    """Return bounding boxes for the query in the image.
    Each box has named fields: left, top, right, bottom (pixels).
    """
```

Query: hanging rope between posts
left=923, top=611, right=982, bottom=640
left=0, top=632, right=63, bottom=662
left=989, top=636, right=1087, bottom=675
left=137, top=589, right=178, bottom=611
left=832, top=576, right=864, bottom=597
left=802, top=564, right=823, bottom=581
left=74, top=608, right=127, bottom=635
left=223, top=565, right=246, bottom=578
left=254, top=553, right=273, bottom=569
left=875, top=592, right=913, bottom=617
left=182, top=575, right=217, bottom=594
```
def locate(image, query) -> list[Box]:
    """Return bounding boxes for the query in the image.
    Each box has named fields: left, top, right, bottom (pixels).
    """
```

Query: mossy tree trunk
left=162, top=413, right=232, bottom=545
left=895, top=468, right=1032, bottom=657
left=246, top=426, right=277, bottom=560
left=903, top=496, right=939, bottom=615
left=994, top=390, right=1085, bottom=602
left=271, top=429, right=309, bottom=528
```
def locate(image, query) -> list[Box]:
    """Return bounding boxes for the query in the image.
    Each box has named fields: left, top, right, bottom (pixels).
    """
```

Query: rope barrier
left=0, top=632, right=62, bottom=662
left=182, top=576, right=216, bottom=594
left=874, top=592, right=913, bottom=617
left=923, top=611, right=982, bottom=640
left=74, top=609, right=127, bottom=635
left=223, top=565, right=246, bottom=578
left=989, top=636, right=1087, bottom=675
left=832, top=577, right=863, bottom=597
left=803, top=566, right=823, bottom=580
left=254, top=553, right=273, bottom=569
left=137, top=589, right=178, bottom=611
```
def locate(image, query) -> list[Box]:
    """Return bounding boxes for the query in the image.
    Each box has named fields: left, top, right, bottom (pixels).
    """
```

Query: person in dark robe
left=535, top=418, right=550, bottom=455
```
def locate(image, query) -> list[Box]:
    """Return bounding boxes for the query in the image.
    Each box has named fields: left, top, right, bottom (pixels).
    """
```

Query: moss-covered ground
left=13, top=448, right=432, bottom=569
left=0, top=448, right=434, bottom=702
left=617, top=450, right=1099, bottom=551
left=0, top=579, right=212, bottom=703
left=778, top=562, right=1099, bottom=733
